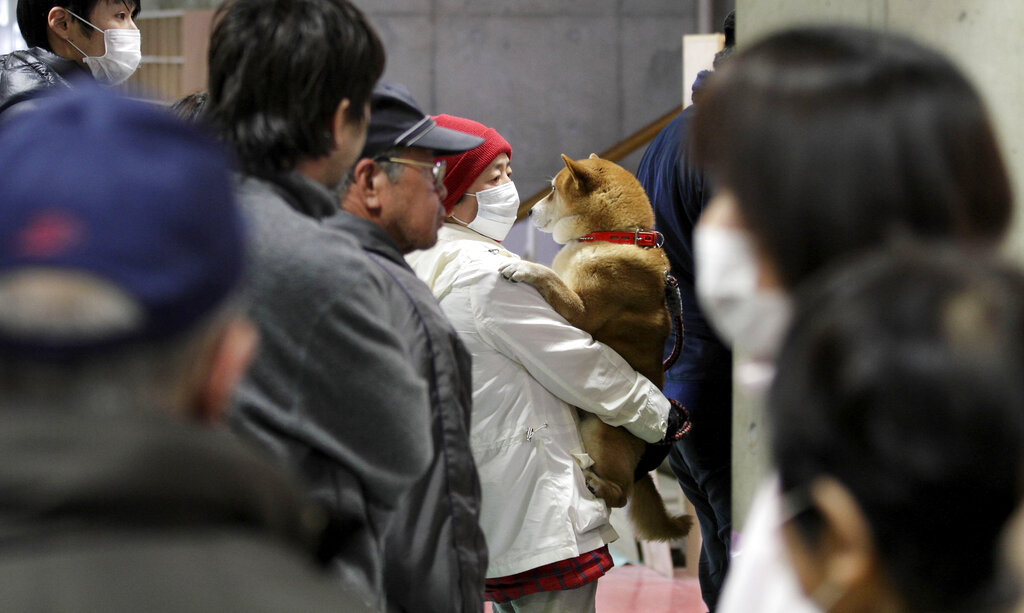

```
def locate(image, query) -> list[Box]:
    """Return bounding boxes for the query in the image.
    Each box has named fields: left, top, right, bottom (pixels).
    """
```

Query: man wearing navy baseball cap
left=0, top=85, right=372, bottom=611
left=333, top=81, right=486, bottom=613
left=207, top=1, right=454, bottom=609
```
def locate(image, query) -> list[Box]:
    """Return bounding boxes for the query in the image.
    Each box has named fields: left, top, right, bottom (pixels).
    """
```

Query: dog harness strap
left=578, top=230, right=663, bottom=247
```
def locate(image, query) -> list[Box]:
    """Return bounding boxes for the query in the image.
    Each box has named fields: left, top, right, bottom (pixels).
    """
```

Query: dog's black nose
left=528, top=209, right=533, bottom=216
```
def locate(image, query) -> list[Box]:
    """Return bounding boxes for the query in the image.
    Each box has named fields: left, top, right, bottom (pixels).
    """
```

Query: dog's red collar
left=577, top=230, right=663, bottom=248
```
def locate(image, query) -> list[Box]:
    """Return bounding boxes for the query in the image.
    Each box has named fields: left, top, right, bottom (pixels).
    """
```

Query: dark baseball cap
left=0, top=85, right=245, bottom=358
left=360, top=82, right=484, bottom=160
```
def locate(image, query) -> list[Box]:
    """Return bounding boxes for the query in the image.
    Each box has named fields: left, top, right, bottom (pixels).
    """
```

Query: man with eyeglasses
left=336, top=83, right=464, bottom=254
left=332, top=81, right=489, bottom=613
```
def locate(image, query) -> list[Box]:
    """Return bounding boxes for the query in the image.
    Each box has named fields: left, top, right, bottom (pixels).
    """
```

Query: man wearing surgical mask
left=1, top=0, right=141, bottom=117
left=408, top=115, right=674, bottom=613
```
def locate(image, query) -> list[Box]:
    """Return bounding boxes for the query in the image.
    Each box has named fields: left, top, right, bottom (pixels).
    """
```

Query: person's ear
left=329, top=97, right=367, bottom=150
left=330, top=98, right=350, bottom=147
left=353, top=158, right=387, bottom=212
left=807, top=477, right=878, bottom=602
left=48, top=6, right=72, bottom=38
left=194, top=317, right=258, bottom=425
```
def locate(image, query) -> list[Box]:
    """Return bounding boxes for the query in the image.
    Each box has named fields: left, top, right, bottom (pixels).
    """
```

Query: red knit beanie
left=433, top=114, right=512, bottom=213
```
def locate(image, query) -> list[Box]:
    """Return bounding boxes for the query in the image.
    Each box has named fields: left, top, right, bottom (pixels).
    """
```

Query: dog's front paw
left=499, top=261, right=549, bottom=285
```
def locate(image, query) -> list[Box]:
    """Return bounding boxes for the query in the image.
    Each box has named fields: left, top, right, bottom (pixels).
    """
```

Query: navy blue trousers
left=664, top=374, right=732, bottom=612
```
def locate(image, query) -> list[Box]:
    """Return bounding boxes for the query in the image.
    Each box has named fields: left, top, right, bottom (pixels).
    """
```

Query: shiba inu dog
left=499, top=153, right=692, bottom=541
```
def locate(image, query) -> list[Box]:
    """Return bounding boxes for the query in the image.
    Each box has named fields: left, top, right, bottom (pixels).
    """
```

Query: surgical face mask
left=64, top=10, right=142, bottom=86
left=694, top=225, right=791, bottom=359
left=452, top=180, right=520, bottom=242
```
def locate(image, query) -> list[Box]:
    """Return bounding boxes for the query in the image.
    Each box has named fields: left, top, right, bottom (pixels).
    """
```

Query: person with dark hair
left=171, top=90, right=208, bottom=123
left=1, top=0, right=141, bottom=116
left=635, top=11, right=735, bottom=611
left=0, top=84, right=372, bottom=612
left=722, top=10, right=735, bottom=48
left=684, top=26, right=1012, bottom=613
left=207, top=0, right=383, bottom=182
left=206, top=1, right=425, bottom=609
left=333, top=81, right=488, bottom=613
left=692, top=27, right=1009, bottom=296
left=771, top=246, right=1024, bottom=613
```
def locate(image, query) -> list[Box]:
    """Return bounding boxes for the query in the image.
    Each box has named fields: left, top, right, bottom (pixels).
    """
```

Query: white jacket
left=407, top=223, right=669, bottom=577
left=718, top=477, right=819, bottom=613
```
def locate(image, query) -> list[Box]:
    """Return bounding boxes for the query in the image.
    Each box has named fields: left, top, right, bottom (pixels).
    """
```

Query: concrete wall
left=145, top=0, right=742, bottom=262
left=731, top=0, right=1024, bottom=524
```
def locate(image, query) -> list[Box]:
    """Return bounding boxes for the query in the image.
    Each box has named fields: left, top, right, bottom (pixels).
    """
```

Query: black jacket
left=0, top=409, right=374, bottom=612
left=0, top=47, right=86, bottom=117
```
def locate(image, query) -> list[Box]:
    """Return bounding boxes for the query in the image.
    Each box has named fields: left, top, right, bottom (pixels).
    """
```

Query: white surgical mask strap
left=64, top=8, right=103, bottom=35
left=63, top=36, right=89, bottom=60
left=62, top=9, right=101, bottom=60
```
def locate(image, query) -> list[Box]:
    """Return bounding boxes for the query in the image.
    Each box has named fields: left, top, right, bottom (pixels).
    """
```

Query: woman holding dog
left=690, top=26, right=1014, bottom=613
left=406, top=114, right=679, bottom=613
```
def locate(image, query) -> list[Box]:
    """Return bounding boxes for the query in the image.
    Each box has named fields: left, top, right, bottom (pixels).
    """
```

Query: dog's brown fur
left=499, top=153, right=692, bottom=541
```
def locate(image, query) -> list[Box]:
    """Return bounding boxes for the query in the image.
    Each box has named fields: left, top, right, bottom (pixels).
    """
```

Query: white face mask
left=453, top=180, right=520, bottom=242
left=694, top=225, right=791, bottom=359
left=64, top=10, right=142, bottom=86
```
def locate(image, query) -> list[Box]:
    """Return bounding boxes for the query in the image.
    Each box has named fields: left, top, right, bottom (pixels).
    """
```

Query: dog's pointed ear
left=589, top=153, right=600, bottom=160
left=561, top=153, right=592, bottom=191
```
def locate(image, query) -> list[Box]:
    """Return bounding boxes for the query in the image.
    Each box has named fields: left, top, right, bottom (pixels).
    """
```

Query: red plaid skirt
left=485, top=545, right=614, bottom=603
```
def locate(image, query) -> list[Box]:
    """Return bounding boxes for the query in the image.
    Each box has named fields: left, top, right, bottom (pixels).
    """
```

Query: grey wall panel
left=374, top=16, right=436, bottom=108
left=436, top=0, right=618, bottom=16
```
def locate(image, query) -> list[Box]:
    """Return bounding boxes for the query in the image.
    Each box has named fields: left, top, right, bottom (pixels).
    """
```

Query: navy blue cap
left=0, top=85, right=245, bottom=357
left=360, top=81, right=484, bottom=160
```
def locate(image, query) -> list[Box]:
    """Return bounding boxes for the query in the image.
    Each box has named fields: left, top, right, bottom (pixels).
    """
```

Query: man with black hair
left=635, top=10, right=736, bottom=611
left=1, top=0, right=141, bottom=116
left=207, top=1, right=441, bottom=609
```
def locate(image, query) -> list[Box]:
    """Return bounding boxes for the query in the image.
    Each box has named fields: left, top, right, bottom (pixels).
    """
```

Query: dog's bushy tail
left=629, top=473, right=693, bottom=541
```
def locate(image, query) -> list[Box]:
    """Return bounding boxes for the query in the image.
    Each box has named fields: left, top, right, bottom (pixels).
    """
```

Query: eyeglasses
left=379, top=157, right=447, bottom=189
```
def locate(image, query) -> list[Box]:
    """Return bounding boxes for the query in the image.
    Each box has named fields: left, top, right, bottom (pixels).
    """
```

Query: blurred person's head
left=713, top=9, right=736, bottom=68
left=338, top=82, right=484, bottom=253
left=172, top=90, right=209, bottom=124
left=207, top=0, right=385, bottom=186
left=722, top=9, right=735, bottom=47
left=0, top=85, right=255, bottom=424
left=771, top=245, right=1024, bottom=613
left=693, top=10, right=736, bottom=106
left=690, top=26, right=1011, bottom=357
left=432, top=114, right=515, bottom=242
left=18, top=0, right=141, bottom=84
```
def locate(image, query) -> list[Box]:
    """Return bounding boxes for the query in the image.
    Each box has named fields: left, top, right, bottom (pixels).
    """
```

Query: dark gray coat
left=228, top=172, right=435, bottom=610
left=0, top=409, right=373, bottom=612
left=327, top=212, right=486, bottom=613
